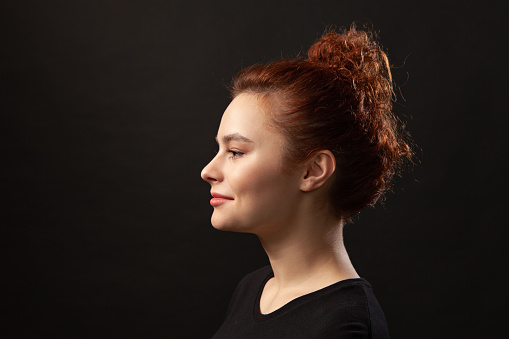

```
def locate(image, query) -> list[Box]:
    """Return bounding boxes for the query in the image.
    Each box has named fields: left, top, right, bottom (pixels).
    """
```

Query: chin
left=211, top=224, right=235, bottom=232
left=210, top=214, right=235, bottom=231
left=210, top=213, right=253, bottom=233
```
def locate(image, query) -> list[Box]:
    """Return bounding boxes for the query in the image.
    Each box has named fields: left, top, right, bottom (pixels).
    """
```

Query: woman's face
left=201, top=93, right=303, bottom=234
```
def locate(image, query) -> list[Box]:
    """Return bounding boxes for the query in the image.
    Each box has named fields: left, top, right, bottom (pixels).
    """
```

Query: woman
left=201, top=26, right=412, bottom=338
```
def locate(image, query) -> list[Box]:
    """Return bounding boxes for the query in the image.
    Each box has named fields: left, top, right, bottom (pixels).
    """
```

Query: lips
left=210, top=192, right=234, bottom=207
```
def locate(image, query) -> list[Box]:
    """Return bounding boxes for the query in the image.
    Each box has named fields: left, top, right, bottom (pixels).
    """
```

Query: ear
left=299, top=150, right=336, bottom=192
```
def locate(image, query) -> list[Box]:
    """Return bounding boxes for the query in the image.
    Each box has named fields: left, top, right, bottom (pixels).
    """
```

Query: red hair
left=231, top=26, right=412, bottom=220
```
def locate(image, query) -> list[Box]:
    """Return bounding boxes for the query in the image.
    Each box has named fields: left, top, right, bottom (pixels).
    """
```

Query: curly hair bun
left=308, top=27, right=411, bottom=167
left=308, top=27, right=391, bottom=82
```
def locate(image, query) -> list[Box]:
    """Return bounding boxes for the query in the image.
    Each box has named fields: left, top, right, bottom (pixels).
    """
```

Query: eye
left=228, top=149, right=244, bottom=159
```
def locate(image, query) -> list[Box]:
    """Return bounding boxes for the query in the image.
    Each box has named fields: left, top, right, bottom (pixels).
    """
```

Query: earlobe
left=299, top=150, right=336, bottom=192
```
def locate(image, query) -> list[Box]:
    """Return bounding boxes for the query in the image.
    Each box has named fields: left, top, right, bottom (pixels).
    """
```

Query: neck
left=257, top=208, right=359, bottom=290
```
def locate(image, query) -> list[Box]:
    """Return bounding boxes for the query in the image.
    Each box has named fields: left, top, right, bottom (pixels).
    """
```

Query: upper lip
left=211, top=192, right=234, bottom=200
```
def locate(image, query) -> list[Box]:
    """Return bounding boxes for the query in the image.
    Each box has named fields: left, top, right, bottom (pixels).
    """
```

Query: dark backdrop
left=2, top=1, right=508, bottom=338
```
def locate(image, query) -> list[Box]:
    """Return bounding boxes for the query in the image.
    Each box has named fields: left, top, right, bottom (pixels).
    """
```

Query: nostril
left=201, top=170, right=216, bottom=183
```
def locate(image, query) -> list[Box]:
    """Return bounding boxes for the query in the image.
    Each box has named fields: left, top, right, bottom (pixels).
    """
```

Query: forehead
left=218, top=93, right=283, bottom=145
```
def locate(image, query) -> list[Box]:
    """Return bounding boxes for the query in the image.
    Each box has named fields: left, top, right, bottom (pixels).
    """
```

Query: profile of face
left=201, top=93, right=304, bottom=234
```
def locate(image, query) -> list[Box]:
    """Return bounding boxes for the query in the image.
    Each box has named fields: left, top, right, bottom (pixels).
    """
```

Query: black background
left=2, top=1, right=508, bottom=338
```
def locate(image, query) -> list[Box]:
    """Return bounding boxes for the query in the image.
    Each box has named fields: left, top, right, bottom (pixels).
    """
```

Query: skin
left=201, top=93, right=359, bottom=314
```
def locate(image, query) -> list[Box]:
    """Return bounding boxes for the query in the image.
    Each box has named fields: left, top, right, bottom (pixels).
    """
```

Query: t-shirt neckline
left=252, top=266, right=368, bottom=322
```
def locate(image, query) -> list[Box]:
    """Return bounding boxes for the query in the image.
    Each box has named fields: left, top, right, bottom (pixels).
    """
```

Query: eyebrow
left=215, top=133, right=254, bottom=144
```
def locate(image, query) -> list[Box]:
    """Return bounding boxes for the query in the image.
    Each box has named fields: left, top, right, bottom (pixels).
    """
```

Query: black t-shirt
left=212, top=266, right=389, bottom=339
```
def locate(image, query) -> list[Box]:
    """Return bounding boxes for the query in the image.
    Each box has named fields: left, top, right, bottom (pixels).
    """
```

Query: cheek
left=230, top=157, right=296, bottom=206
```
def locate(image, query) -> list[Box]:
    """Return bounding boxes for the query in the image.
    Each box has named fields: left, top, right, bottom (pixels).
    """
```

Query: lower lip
left=210, top=198, right=233, bottom=207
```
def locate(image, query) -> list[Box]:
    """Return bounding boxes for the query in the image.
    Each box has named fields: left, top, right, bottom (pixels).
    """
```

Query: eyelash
left=228, top=149, right=244, bottom=159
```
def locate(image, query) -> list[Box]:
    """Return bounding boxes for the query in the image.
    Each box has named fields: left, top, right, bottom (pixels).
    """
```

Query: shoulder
left=316, top=279, right=389, bottom=338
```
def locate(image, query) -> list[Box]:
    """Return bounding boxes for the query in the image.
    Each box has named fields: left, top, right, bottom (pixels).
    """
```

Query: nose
left=201, top=155, right=221, bottom=184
